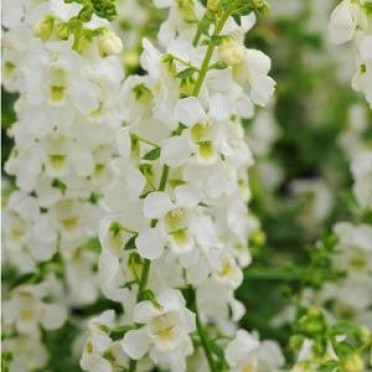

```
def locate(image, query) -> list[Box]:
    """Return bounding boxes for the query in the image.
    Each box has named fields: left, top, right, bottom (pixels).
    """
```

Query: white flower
left=2, top=334, right=49, bottom=372
left=329, top=0, right=363, bottom=45
left=137, top=185, right=200, bottom=259
left=3, top=283, right=67, bottom=337
left=122, top=289, right=195, bottom=367
left=226, top=330, right=284, bottom=372
left=23, top=42, right=100, bottom=113
left=81, top=310, right=129, bottom=372
left=97, top=29, right=124, bottom=57
left=233, top=49, right=276, bottom=106
left=333, top=222, right=372, bottom=276
left=162, top=97, right=223, bottom=167
left=140, top=39, right=180, bottom=128
left=213, top=253, right=243, bottom=289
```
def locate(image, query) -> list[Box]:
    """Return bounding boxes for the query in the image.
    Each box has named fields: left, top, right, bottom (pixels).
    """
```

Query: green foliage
left=64, top=0, right=117, bottom=21
left=142, top=147, right=161, bottom=161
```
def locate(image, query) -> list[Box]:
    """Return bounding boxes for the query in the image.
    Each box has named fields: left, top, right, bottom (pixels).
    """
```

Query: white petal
left=81, top=353, right=112, bottom=372
left=240, top=12, right=257, bottom=33
left=124, top=163, right=146, bottom=200
left=143, top=192, right=173, bottom=219
left=329, top=1, right=355, bottom=45
left=71, top=80, right=100, bottom=114
left=161, top=135, right=193, bottom=167
left=71, top=146, right=94, bottom=176
left=41, top=304, right=67, bottom=330
left=136, top=226, right=166, bottom=260
left=183, top=308, right=196, bottom=333
left=174, top=97, right=206, bottom=127
left=209, top=93, right=233, bottom=121
left=122, top=328, right=150, bottom=360
left=225, top=330, right=259, bottom=366
left=116, top=127, right=131, bottom=159
left=251, top=74, right=276, bottom=107
left=158, top=289, right=184, bottom=312
left=245, top=49, right=271, bottom=75
left=359, top=35, right=372, bottom=61
left=175, top=185, right=200, bottom=208
left=133, top=301, right=160, bottom=323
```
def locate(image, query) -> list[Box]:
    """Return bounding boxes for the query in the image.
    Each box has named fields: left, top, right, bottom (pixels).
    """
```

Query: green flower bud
left=207, top=0, right=222, bottom=14
left=54, top=23, right=70, bottom=41
left=356, top=326, right=371, bottom=344
left=92, top=0, right=117, bottom=21
left=250, top=0, right=270, bottom=14
left=289, top=335, right=305, bottom=351
left=299, top=307, right=327, bottom=336
left=341, top=353, right=364, bottom=372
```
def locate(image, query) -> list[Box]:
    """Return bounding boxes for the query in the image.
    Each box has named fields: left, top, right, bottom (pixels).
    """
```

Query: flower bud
left=299, top=307, right=327, bottom=336
left=356, top=326, right=371, bottom=344
left=207, top=0, right=222, bottom=14
left=341, top=353, right=364, bottom=372
left=54, top=23, right=70, bottom=41
left=251, top=230, right=266, bottom=247
left=123, top=50, right=140, bottom=70
left=32, top=17, right=54, bottom=41
left=98, top=29, right=123, bottom=57
left=218, top=37, right=245, bottom=66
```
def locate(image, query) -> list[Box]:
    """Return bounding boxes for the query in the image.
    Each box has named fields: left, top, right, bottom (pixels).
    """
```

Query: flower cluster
left=329, top=0, right=372, bottom=106
left=2, top=0, right=123, bottom=368
left=82, top=0, right=281, bottom=370
left=4, top=0, right=371, bottom=371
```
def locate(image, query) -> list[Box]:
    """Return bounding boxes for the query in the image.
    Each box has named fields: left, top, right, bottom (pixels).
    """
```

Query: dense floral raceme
left=1, top=0, right=372, bottom=371
left=86, top=0, right=281, bottom=370
left=2, top=0, right=124, bottom=369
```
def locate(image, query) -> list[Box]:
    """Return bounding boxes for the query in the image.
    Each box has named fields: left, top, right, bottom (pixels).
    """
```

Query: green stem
left=128, top=359, right=137, bottom=372
left=158, top=164, right=170, bottom=192
left=129, top=164, right=170, bottom=372
left=192, top=8, right=232, bottom=97
left=132, top=134, right=159, bottom=148
left=185, top=8, right=236, bottom=372
left=192, top=291, right=218, bottom=372
left=137, top=259, right=151, bottom=301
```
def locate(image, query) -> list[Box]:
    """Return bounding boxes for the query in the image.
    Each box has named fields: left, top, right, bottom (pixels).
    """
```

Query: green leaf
left=124, top=236, right=136, bottom=250
left=334, top=341, right=355, bottom=358
left=10, top=272, right=42, bottom=289
left=91, top=0, right=117, bottom=21
left=176, top=67, right=197, bottom=79
left=193, top=12, right=215, bottom=46
left=210, top=35, right=224, bottom=46
left=331, top=322, right=358, bottom=336
left=209, top=61, right=228, bottom=70
left=172, top=123, right=188, bottom=136
left=142, top=147, right=161, bottom=161
left=88, top=192, right=103, bottom=204
left=132, top=83, right=151, bottom=100
left=318, top=360, right=339, bottom=372
left=51, top=178, right=67, bottom=194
